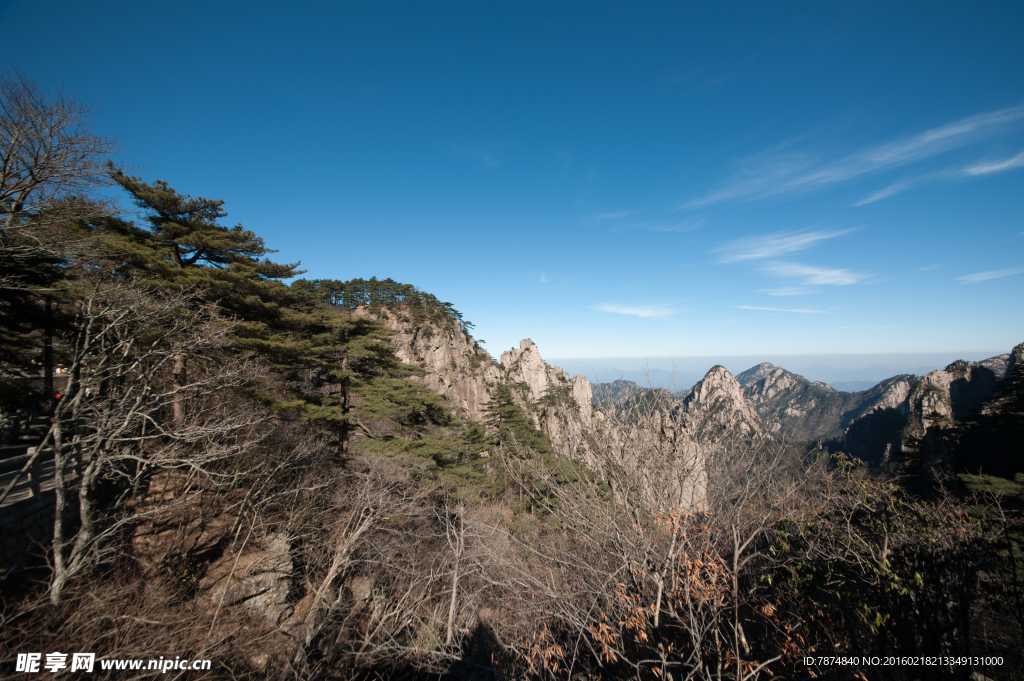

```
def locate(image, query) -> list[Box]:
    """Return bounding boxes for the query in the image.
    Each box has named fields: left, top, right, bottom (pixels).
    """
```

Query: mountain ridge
left=364, top=302, right=1020, bottom=488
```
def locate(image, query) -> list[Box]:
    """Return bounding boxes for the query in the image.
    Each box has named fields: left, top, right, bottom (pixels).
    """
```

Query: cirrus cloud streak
left=686, top=105, right=1024, bottom=208
left=717, top=229, right=853, bottom=263
left=761, top=262, right=868, bottom=286
left=594, top=303, right=676, bottom=318
left=958, top=268, right=1023, bottom=284
left=735, top=305, right=828, bottom=314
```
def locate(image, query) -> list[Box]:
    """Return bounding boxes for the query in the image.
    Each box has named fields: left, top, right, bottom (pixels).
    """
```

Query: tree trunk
left=68, top=455, right=100, bottom=580
left=49, top=417, right=68, bottom=605
left=446, top=504, right=465, bottom=646
left=43, top=296, right=53, bottom=412
left=171, top=353, right=186, bottom=422
left=339, top=354, right=350, bottom=457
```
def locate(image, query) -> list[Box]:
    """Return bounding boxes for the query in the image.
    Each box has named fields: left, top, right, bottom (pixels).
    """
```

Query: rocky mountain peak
left=500, top=339, right=594, bottom=420
left=944, top=359, right=971, bottom=378
left=690, top=365, right=742, bottom=397
left=501, top=338, right=555, bottom=403
left=735, top=362, right=778, bottom=387
left=682, top=365, right=764, bottom=438
left=739, top=363, right=896, bottom=442
left=906, top=353, right=1009, bottom=431
left=978, top=349, right=1016, bottom=380
left=1012, top=343, right=1024, bottom=373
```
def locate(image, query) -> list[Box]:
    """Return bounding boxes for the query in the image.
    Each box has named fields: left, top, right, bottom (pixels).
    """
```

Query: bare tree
left=0, top=69, right=120, bottom=226
left=0, top=277, right=269, bottom=603
left=457, top=394, right=814, bottom=680
left=441, top=496, right=467, bottom=646
left=0, top=70, right=121, bottom=300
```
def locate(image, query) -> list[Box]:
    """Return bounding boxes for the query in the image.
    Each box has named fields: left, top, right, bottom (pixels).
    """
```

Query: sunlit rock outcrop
left=354, top=306, right=503, bottom=421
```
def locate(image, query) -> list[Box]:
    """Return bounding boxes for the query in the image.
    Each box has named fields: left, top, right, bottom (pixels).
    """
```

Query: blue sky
left=3, top=1, right=1022, bottom=366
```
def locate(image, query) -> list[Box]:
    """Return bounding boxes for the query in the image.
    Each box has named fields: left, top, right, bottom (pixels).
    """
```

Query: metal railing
left=0, top=445, right=82, bottom=508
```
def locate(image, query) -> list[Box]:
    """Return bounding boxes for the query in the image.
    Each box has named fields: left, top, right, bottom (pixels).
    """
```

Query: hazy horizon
left=548, top=348, right=1011, bottom=391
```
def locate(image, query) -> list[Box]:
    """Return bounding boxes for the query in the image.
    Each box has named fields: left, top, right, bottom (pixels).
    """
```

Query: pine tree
left=0, top=201, right=98, bottom=408
left=106, top=169, right=306, bottom=419
left=107, top=169, right=307, bottom=313
left=99, top=171, right=463, bottom=460
left=482, top=383, right=550, bottom=454
left=287, top=311, right=452, bottom=456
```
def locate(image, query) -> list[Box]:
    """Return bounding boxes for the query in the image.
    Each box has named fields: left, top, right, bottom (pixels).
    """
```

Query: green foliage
left=290, top=276, right=469, bottom=330
left=959, top=473, right=1024, bottom=500
left=272, top=311, right=454, bottom=455
left=538, top=382, right=575, bottom=411
left=359, top=419, right=496, bottom=499
left=110, top=167, right=292, bottom=274
left=483, top=383, right=551, bottom=454
left=765, top=453, right=1024, bottom=669
left=98, top=170, right=311, bottom=345
left=0, top=205, right=81, bottom=384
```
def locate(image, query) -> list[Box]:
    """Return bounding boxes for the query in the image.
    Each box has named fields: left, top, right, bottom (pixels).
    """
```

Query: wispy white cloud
left=962, top=150, right=1024, bottom=176
left=717, top=229, right=852, bottom=263
left=588, top=210, right=637, bottom=222
left=855, top=148, right=1024, bottom=205
left=595, top=303, right=675, bottom=318
left=736, top=305, right=827, bottom=314
left=683, top=151, right=814, bottom=208
left=761, top=262, right=867, bottom=286
left=854, top=176, right=937, bottom=206
left=644, top=216, right=705, bottom=233
left=854, top=167, right=968, bottom=206
left=539, top=274, right=549, bottom=283
left=758, top=286, right=819, bottom=296
left=685, top=105, right=1024, bottom=207
left=958, top=268, right=1023, bottom=284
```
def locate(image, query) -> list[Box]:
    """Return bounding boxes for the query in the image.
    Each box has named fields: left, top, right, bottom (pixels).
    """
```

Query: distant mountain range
left=590, top=347, right=1020, bottom=467
left=372, top=307, right=1020, bottom=485
left=554, top=355, right=1004, bottom=393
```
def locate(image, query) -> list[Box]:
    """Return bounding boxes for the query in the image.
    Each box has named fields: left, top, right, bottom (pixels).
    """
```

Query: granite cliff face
left=905, top=355, right=1010, bottom=432
left=501, top=339, right=560, bottom=404
left=843, top=349, right=1015, bottom=464
left=353, top=307, right=503, bottom=421
left=855, top=375, right=919, bottom=417
left=370, top=322, right=736, bottom=509
left=500, top=339, right=605, bottom=466
left=613, top=364, right=765, bottom=509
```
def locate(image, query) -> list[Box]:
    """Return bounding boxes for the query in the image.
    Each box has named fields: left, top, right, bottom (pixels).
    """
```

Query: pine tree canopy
left=483, top=383, right=551, bottom=454
left=109, top=166, right=292, bottom=273
left=291, top=276, right=468, bottom=329
left=94, top=168, right=313, bottom=336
